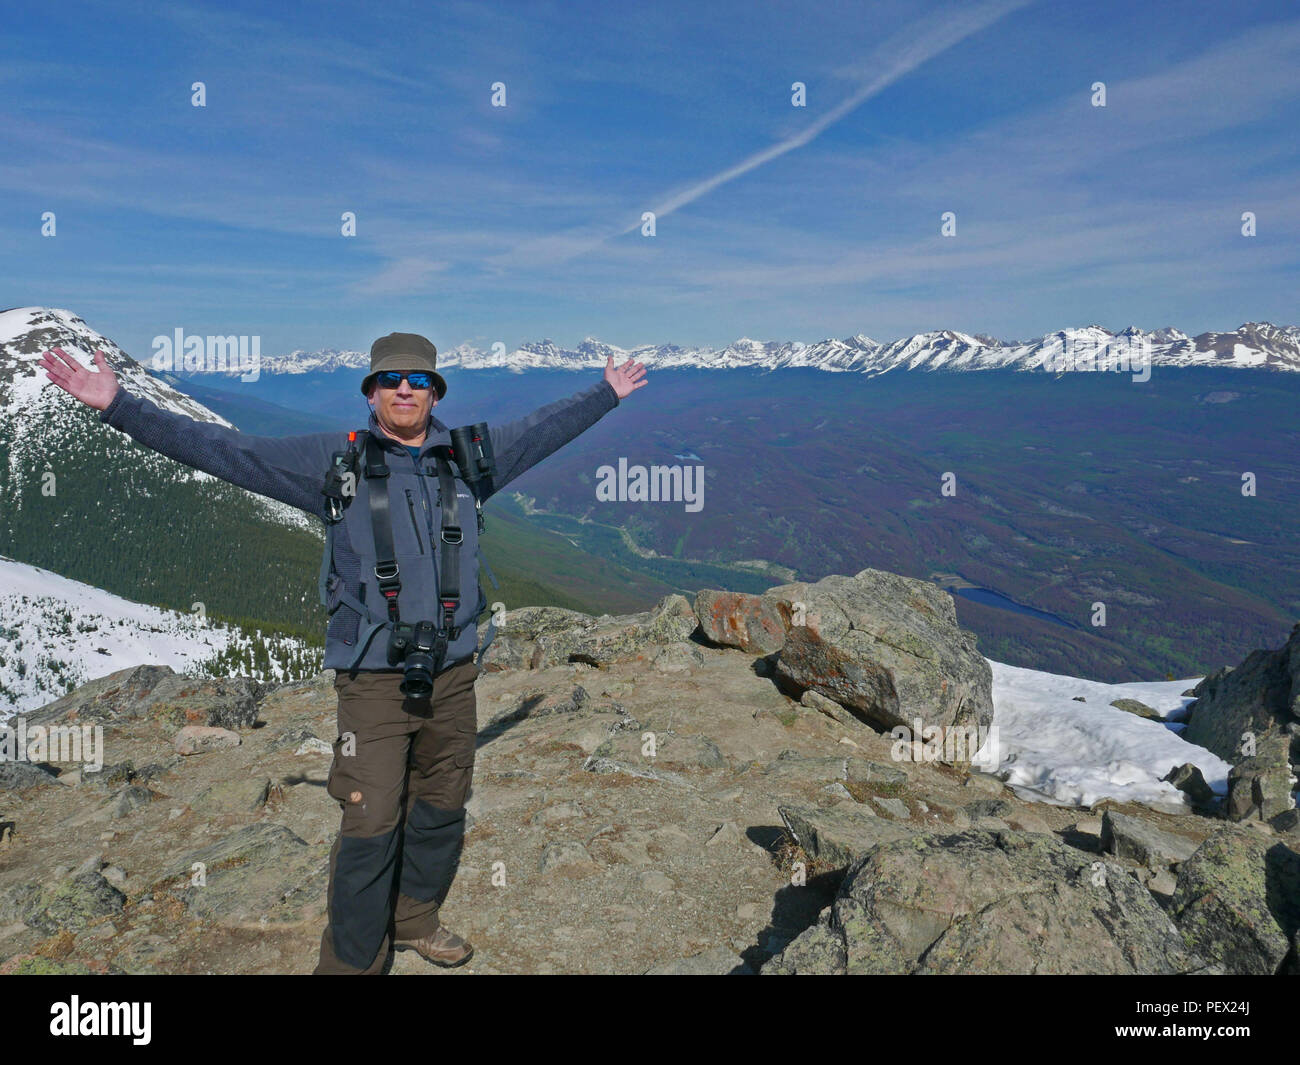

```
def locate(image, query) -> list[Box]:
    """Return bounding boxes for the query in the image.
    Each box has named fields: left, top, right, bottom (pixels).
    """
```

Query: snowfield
left=0, top=555, right=311, bottom=718
left=977, top=659, right=1234, bottom=810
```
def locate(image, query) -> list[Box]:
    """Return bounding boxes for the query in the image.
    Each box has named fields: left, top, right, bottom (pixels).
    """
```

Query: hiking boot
left=393, top=924, right=474, bottom=967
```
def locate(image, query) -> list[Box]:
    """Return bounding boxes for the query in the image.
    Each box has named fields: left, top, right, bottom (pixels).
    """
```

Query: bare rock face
left=153, top=823, right=328, bottom=926
left=767, top=569, right=993, bottom=734
left=25, top=665, right=176, bottom=727
left=479, top=606, right=596, bottom=671
left=26, top=665, right=259, bottom=733
left=765, top=830, right=1197, bottom=975
left=1170, top=829, right=1300, bottom=975
left=482, top=596, right=699, bottom=671
left=1183, top=624, right=1300, bottom=762
left=1225, top=731, right=1296, bottom=822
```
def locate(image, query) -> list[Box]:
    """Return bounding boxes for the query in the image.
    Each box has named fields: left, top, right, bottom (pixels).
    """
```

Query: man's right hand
left=42, top=347, right=120, bottom=411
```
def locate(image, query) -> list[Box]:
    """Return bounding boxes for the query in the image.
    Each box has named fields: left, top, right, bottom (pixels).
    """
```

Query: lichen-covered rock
left=539, top=594, right=698, bottom=668
left=693, top=590, right=786, bottom=654
left=491, top=596, right=699, bottom=670
left=28, top=667, right=260, bottom=731
left=769, top=568, right=993, bottom=734
left=479, top=606, right=597, bottom=671
left=765, top=830, right=1196, bottom=974
left=761, top=915, right=847, bottom=975
left=25, top=664, right=176, bottom=726
left=1226, top=731, right=1295, bottom=821
left=1100, top=810, right=1198, bottom=868
left=778, top=802, right=917, bottom=869
left=1170, top=829, right=1300, bottom=974
left=11, top=870, right=126, bottom=935
left=155, top=823, right=328, bottom=926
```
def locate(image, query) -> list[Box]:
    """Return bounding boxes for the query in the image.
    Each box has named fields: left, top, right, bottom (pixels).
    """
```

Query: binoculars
left=449, top=422, right=495, bottom=494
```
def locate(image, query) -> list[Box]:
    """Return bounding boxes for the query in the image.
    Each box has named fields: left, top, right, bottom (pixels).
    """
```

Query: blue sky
left=4, top=0, right=1298, bottom=357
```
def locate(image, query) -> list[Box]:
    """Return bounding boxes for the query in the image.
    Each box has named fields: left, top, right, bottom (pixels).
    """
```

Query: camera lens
left=401, top=653, right=434, bottom=697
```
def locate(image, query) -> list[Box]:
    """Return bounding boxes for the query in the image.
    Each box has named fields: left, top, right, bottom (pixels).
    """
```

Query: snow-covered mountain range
left=5, top=307, right=1299, bottom=384
left=240, top=323, right=1300, bottom=376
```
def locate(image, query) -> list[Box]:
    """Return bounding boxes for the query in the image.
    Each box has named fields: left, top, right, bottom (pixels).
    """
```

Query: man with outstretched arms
left=43, top=332, right=647, bottom=973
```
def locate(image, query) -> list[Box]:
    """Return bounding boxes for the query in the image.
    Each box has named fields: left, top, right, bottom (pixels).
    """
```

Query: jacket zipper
left=415, top=454, right=437, bottom=564
left=404, top=489, right=425, bottom=554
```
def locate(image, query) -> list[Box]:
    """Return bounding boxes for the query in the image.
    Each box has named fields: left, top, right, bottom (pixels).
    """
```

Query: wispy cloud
left=2, top=0, right=1295, bottom=353
left=490, top=0, right=1036, bottom=270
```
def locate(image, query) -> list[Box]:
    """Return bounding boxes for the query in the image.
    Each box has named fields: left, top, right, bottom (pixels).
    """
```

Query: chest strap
left=365, top=435, right=402, bottom=623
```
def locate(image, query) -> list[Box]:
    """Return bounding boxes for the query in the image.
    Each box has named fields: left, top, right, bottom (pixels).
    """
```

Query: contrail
left=497, top=0, right=1034, bottom=268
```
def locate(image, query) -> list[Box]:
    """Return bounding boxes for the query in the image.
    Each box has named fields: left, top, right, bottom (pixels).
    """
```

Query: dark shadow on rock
left=1265, top=841, right=1300, bottom=974
left=737, top=872, right=844, bottom=973
left=744, top=824, right=788, bottom=852
left=1056, top=826, right=1104, bottom=856
left=733, top=823, right=846, bottom=970
left=475, top=693, right=551, bottom=746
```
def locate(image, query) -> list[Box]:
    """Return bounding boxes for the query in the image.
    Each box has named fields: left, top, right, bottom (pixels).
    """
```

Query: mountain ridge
left=8, top=307, right=1299, bottom=378
left=237, top=320, right=1300, bottom=376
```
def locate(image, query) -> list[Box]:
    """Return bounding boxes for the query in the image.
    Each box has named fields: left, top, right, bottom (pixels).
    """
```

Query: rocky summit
left=1, top=568, right=1296, bottom=975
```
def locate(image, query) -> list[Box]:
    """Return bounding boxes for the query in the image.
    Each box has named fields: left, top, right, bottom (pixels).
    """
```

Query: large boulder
left=778, top=803, right=916, bottom=869
left=479, top=606, right=597, bottom=671
left=694, top=590, right=786, bottom=654
left=25, top=665, right=175, bottom=726
left=27, top=666, right=260, bottom=731
left=765, top=830, right=1197, bottom=974
left=1170, top=829, right=1300, bottom=974
left=1225, top=730, right=1295, bottom=822
left=530, top=595, right=699, bottom=669
left=767, top=569, right=993, bottom=734
left=1183, top=624, right=1300, bottom=762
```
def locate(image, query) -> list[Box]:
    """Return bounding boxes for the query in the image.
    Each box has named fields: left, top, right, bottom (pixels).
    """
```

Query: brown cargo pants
left=313, top=658, right=478, bottom=974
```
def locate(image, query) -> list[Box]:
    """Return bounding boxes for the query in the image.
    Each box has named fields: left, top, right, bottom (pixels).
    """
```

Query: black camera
left=387, top=619, right=439, bottom=697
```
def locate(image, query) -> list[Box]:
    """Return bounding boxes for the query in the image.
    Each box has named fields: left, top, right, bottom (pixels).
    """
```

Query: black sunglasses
left=375, top=371, right=435, bottom=391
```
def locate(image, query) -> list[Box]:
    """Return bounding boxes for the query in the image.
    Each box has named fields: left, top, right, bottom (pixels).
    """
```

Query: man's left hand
left=604, top=355, right=648, bottom=400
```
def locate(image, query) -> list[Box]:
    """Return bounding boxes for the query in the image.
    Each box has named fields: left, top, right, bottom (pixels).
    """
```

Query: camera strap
left=365, top=434, right=403, bottom=624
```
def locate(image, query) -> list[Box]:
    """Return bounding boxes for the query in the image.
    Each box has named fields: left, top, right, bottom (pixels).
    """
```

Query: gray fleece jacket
left=98, top=378, right=620, bottom=673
